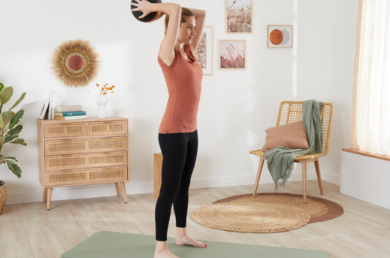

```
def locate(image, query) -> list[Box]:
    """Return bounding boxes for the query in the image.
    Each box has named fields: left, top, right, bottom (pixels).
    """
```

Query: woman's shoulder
left=158, top=48, right=179, bottom=68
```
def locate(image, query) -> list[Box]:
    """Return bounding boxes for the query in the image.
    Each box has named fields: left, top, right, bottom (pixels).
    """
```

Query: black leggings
left=155, top=129, right=198, bottom=241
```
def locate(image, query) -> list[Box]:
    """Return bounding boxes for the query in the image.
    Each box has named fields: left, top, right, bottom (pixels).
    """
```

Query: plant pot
left=96, top=94, right=108, bottom=118
left=0, top=180, right=7, bottom=215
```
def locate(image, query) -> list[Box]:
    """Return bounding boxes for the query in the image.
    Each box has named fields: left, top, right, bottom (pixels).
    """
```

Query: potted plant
left=0, top=82, right=27, bottom=215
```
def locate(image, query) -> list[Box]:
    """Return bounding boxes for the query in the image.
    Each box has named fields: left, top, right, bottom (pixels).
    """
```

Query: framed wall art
left=267, top=25, right=293, bottom=48
left=226, top=0, right=253, bottom=34
left=219, top=39, right=246, bottom=69
left=194, top=26, right=213, bottom=76
left=51, top=39, right=100, bottom=87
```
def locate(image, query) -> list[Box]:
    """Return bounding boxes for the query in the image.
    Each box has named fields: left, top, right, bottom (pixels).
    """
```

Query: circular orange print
left=270, top=29, right=283, bottom=45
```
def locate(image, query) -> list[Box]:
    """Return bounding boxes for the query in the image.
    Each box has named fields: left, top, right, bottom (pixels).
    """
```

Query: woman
left=131, top=1, right=207, bottom=258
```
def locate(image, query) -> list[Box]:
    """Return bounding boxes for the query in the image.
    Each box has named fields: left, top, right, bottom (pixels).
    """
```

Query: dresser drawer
left=46, top=166, right=128, bottom=186
left=45, top=136, right=128, bottom=155
left=45, top=151, right=128, bottom=171
left=87, top=120, right=127, bottom=136
left=44, top=123, right=86, bottom=138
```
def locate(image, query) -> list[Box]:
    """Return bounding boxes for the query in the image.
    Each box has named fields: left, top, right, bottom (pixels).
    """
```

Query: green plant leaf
left=8, top=92, right=26, bottom=111
left=0, top=113, right=3, bottom=129
left=4, top=157, right=22, bottom=179
left=8, top=109, right=24, bottom=130
left=10, top=138, right=27, bottom=146
left=0, top=87, right=13, bottom=105
left=1, top=111, right=15, bottom=129
left=3, top=124, right=22, bottom=144
left=0, top=83, right=4, bottom=92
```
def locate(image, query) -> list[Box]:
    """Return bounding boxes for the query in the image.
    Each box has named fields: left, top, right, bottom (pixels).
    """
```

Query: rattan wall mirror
left=51, top=39, right=100, bottom=87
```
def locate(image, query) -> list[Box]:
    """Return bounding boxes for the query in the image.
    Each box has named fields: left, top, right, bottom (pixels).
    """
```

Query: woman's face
left=177, top=16, right=196, bottom=45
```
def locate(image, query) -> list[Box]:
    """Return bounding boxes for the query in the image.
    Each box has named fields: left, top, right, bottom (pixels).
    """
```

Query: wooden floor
left=1, top=180, right=390, bottom=258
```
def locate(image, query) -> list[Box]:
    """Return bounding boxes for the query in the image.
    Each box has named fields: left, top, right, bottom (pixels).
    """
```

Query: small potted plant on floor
left=0, top=82, right=27, bottom=215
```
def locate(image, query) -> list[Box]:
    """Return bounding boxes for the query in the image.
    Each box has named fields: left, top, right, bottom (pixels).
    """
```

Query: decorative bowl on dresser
left=37, top=116, right=129, bottom=209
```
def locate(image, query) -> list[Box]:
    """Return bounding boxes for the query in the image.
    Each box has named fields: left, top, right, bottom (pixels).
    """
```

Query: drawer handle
left=61, top=139, right=72, bottom=142
left=104, top=121, right=113, bottom=124
left=63, top=169, right=72, bottom=172
left=62, top=154, right=72, bottom=157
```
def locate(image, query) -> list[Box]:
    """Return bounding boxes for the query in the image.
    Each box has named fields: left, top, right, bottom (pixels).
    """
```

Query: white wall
left=0, top=0, right=358, bottom=204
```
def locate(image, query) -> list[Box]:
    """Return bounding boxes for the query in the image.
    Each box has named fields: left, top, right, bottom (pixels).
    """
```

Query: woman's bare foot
left=154, top=240, right=180, bottom=258
left=153, top=249, right=180, bottom=258
left=175, top=235, right=207, bottom=248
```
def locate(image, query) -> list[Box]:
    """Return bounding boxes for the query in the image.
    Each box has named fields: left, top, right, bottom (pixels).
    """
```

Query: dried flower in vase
left=96, top=83, right=115, bottom=95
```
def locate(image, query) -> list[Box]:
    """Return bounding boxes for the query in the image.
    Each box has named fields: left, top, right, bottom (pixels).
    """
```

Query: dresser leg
left=47, top=188, right=52, bottom=210
left=115, top=183, right=120, bottom=196
left=120, top=182, right=128, bottom=203
left=43, top=188, right=47, bottom=202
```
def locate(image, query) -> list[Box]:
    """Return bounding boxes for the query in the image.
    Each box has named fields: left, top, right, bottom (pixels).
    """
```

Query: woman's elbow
left=174, top=4, right=181, bottom=12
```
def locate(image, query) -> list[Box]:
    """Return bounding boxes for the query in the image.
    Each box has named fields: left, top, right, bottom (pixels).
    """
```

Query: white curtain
left=351, top=0, right=390, bottom=156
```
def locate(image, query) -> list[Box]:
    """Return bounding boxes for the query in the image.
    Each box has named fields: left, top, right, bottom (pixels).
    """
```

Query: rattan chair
left=249, top=101, right=334, bottom=203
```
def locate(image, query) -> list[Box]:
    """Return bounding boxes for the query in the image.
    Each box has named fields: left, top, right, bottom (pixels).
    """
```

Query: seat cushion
left=262, top=121, right=309, bottom=152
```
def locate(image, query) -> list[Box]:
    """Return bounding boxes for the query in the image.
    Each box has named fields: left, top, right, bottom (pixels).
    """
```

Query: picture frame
left=219, top=39, right=246, bottom=70
left=267, top=25, right=293, bottom=48
left=194, top=26, right=213, bottom=76
left=226, top=0, right=253, bottom=34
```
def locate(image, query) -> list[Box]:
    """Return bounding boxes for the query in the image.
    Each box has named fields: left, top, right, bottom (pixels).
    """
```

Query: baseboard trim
left=5, top=169, right=339, bottom=205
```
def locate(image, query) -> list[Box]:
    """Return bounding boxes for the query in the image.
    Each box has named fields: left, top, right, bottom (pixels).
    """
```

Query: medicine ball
left=131, top=0, right=164, bottom=23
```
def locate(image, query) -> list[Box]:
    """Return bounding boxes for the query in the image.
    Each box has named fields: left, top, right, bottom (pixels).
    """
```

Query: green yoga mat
left=61, top=231, right=329, bottom=258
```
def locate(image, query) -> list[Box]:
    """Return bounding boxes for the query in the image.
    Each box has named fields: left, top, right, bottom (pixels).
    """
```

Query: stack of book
left=38, top=101, right=87, bottom=120
left=55, top=105, right=87, bottom=120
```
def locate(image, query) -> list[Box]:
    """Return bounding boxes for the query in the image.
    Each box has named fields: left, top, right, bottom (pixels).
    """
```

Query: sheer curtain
left=351, top=0, right=390, bottom=156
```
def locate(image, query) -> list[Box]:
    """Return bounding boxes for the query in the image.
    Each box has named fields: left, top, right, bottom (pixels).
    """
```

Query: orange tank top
left=158, top=43, right=203, bottom=134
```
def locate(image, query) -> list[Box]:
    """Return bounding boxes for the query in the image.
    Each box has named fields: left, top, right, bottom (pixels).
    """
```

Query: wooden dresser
left=37, top=116, right=129, bottom=209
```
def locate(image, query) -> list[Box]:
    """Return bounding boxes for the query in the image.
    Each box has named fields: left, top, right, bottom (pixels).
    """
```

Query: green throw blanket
left=264, top=100, right=324, bottom=189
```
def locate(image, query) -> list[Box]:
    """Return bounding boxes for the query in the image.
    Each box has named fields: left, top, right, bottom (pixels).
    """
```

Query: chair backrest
left=276, top=101, right=334, bottom=155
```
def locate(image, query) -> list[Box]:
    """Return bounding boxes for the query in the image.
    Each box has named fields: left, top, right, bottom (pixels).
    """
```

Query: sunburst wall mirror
left=51, top=39, right=100, bottom=87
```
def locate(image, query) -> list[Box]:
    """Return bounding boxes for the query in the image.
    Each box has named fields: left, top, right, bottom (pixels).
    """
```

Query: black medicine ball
left=131, top=0, right=164, bottom=23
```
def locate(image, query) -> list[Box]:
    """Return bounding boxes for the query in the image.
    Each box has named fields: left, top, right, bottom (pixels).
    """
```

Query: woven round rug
left=191, top=202, right=312, bottom=233
left=191, top=193, right=343, bottom=233
left=213, top=193, right=344, bottom=223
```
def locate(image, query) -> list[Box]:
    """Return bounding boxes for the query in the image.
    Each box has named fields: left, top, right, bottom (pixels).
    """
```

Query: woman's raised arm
left=187, top=8, right=206, bottom=54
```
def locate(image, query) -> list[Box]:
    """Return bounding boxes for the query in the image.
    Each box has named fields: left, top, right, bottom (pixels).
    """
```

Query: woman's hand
left=131, top=0, right=153, bottom=19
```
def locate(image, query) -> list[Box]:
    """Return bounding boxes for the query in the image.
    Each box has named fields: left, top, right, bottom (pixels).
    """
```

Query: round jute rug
left=213, top=193, right=344, bottom=223
left=191, top=202, right=311, bottom=233
left=191, top=193, right=343, bottom=233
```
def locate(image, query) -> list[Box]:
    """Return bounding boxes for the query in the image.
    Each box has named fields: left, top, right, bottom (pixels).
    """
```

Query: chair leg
left=314, top=160, right=324, bottom=195
left=302, top=160, right=307, bottom=204
left=253, top=157, right=265, bottom=197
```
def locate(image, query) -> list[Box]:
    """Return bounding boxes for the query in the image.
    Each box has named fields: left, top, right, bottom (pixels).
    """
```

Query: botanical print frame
left=226, top=0, right=253, bottom=34
left=194, top=26, right=213, bottom=76
left=219, top=39, right=246, bottom=69
left=267, top=25, right=293, bottom=48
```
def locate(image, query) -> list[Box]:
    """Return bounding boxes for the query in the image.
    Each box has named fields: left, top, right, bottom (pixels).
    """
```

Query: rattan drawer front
left=46, top=166, right=128, bottom=186
left=44, top=123, right=86, bottom=138
left=45, top=151, right=128, bottom=171
left=45, top=137, right=128, bottom=155
left=87, top=120, right=127, bottom=136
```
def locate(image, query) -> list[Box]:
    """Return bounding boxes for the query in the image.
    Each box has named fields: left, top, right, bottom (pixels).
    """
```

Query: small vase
left=0, top=180, right=7, bottom=215
left=96, top=94, right=108, bottom=118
